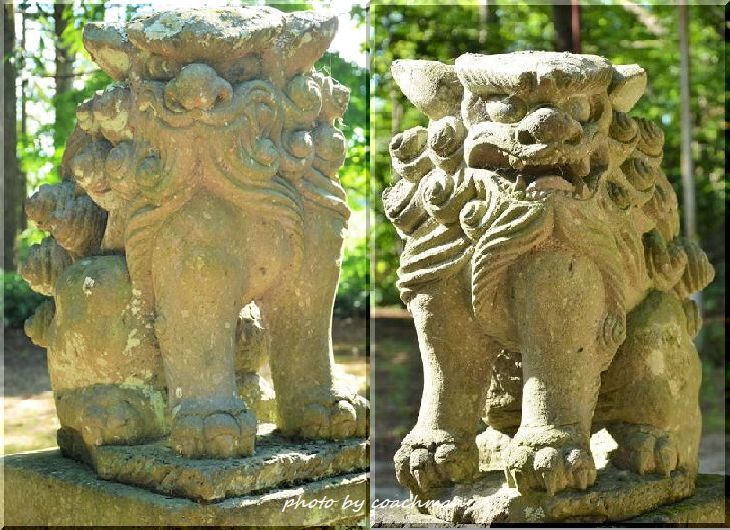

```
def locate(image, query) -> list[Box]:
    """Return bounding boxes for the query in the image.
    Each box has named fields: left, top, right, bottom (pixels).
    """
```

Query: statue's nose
left=516, top=107, right=582, bottom=144
left=164, top=63, right=232, bottom=111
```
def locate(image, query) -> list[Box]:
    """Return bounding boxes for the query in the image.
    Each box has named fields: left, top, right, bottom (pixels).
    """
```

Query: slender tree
left=554, top=1, right=581, bottom=53
left=4, top=4, right=23, bottom=271
left=554, top=4, right=573, bottom=51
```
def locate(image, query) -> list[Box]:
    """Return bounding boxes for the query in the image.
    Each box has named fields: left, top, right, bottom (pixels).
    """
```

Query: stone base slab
left=2, top=448, right=368, bottom=526
left=372, top=471, right=726, bottom=525
left=62, top=423, right=368, bottom=502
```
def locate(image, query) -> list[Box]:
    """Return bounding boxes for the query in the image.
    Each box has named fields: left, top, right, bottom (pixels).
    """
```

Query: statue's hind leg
left=39, top=255, right=166, bottom=456
left=595, top=291, right=702, bottom=478
left=394, top=270, right=497, bottom=500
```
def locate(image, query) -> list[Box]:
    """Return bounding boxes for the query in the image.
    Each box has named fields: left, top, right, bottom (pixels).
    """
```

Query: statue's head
left=69, top=8, right=349, bottom=217
left=389, top=51, right=648, bottom=203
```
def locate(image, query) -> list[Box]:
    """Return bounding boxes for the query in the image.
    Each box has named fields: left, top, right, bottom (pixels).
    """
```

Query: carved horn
left=83, top=23, right=133, bottom=81
left=609, top=64, right=646, bottom=113
left=391, top=60, right=463, bottom=120
left=280, top=11, right=339, bottom=78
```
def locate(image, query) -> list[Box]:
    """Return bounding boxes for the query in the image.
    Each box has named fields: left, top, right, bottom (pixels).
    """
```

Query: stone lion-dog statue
left=21, top=7, right=368, bottom=459
left=383, top=51, right=713, bottom=498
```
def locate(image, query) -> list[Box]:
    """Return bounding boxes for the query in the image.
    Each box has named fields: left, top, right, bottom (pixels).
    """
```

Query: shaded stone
left=423, top=467, right=694, bottom=524
left=71, top=423, right=368, bottom=502
left=3, top=448, right=368, bottom=526
left=371, top=473, right=725, bottom=526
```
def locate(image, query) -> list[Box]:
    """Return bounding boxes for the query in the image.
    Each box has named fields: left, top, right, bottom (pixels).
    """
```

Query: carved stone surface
left=59, top=424, right=368, bottom=502
left=3, top=449, right=368, bottom=526
left=383, top=51, right=714, bottom=522
left=19, top=4, right=367, bottom=486
left=371, top=474, right=725, bottom=526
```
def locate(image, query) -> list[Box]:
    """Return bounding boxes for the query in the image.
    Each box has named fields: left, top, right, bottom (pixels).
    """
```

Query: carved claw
left=170, top=398, right=256, bottom=459
left=609, top=423, right=680, bottom=478
left=505, top=430, right=597, bottom=496
left=57, top=385, right=164, bottom=448
left=290, top=393, right=369, bottom=440
left=394, top=429, right=478, bottom=499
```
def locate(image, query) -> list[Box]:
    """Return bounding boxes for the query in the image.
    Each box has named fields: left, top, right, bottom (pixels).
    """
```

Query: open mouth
left=502, top=158, right=601, bottom=201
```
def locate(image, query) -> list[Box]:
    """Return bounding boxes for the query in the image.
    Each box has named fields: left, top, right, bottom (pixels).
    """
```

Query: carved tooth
left=514, top=175, right=527, bottom=191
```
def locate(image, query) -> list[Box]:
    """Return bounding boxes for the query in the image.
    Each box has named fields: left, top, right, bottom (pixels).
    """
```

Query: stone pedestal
left=58, top=423, right=367, bottom=502
left=3, top=443, right=369, bottom=526
left=371, top=474, right=725, bottom=526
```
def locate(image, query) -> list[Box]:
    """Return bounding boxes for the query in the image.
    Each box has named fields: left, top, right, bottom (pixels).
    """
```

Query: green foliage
left=371, top=3, right=725, bottom=365
left=2, top=271, right=48, bottom=329
left=336, top=234, right=369, bottom=317
left=15, top=223, right=48, bottom=265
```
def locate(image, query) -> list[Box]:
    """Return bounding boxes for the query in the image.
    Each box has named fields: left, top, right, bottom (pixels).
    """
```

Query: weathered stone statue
left=383, top=51, right=714, bottom=522
left=20, top=5, right=367, bottom=468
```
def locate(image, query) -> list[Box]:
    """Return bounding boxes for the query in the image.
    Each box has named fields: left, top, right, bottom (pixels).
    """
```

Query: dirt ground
left=3, top=317, right=368, bottom=455
left=371, top=309, right=727, bottom=501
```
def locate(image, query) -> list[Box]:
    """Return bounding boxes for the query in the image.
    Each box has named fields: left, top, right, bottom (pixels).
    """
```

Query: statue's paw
left=81, top=401, right=145, bottom=446
left=59, top=385, right=162, bottom=447
left=505, top=429, right=596, bottom=496
left=394, top=428, right=478, bottom=498
left=170, top=397, right=256, bottom=458
left=294, top=392, right=369, bottom=439
left=609, top=423, right=679, bottom=478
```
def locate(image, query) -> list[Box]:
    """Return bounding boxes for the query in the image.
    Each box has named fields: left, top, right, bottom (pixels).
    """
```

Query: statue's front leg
left=394, top=271, right=497, bottom=500
left=151, top=195, right=256, bottom=458
left=506, top=250, right=621, bottom=496
left=264, top=206, right=368, bottom=440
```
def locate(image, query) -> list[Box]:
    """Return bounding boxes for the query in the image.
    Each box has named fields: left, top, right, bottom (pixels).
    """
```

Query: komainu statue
left=383, top=52, right=713, bottom=503
left=21, top=7, right=367, bottom=460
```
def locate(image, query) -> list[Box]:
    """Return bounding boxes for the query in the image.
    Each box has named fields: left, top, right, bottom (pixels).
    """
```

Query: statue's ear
left=83, top=23, right=133, bottom=81
left=391, top=60, right=463, bottom=120
left=279, top=11, right=339, bottom=78
left=609, top=64, right=646, bottom=112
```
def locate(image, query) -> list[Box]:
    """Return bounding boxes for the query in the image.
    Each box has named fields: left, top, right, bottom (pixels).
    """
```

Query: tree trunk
left=553, top=4, right=572, bottom=52
left=678, top=3, right=703, bottom=347
left=20, top=2, right=27, bottom=145
left=53, top=3, right=74, bottom=148
left=4, top=4, right=23, bottom=271
left=481, top=1, right=502, bottom=54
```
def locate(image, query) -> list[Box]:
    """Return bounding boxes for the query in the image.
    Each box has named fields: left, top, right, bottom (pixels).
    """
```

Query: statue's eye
left=565, top=95, right=591, bottom=122
left=483, top=95, right=527, bottom=124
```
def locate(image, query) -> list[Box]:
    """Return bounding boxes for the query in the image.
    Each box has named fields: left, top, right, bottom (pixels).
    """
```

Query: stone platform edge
left=2, top=448, right=369, bottom=526
left=371, top=473, right=726, bottom=527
